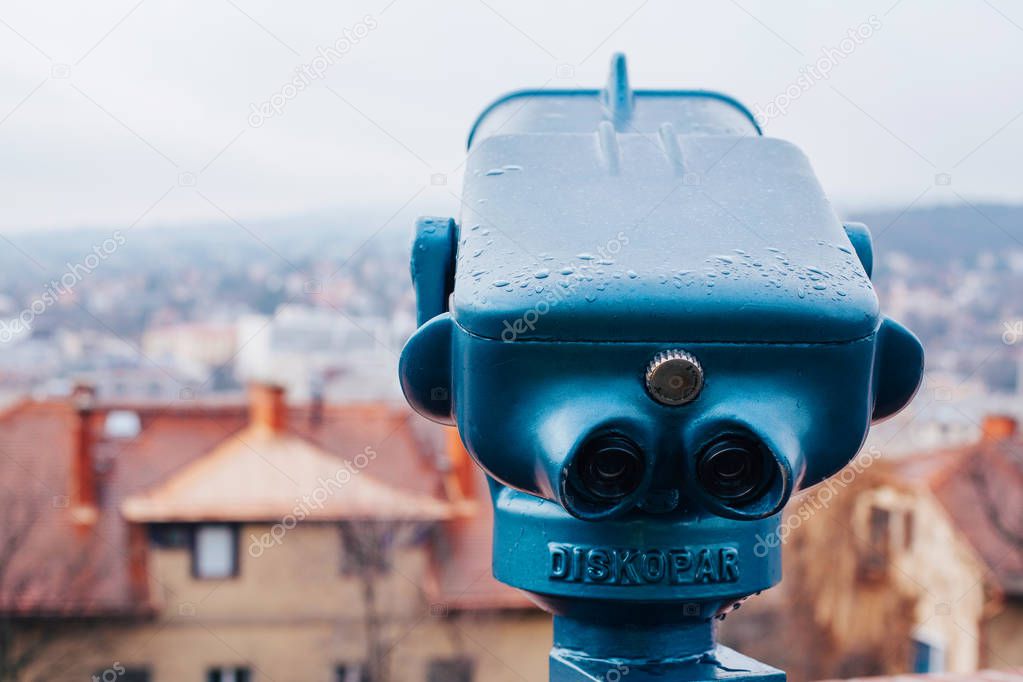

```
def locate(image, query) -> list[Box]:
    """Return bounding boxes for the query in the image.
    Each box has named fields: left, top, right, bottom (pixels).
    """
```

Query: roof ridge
left=122, top=425, right=453, bottom=523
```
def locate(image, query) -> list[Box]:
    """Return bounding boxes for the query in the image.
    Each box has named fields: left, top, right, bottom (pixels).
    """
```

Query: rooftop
left=884, top=415, right=1023, bottom=595
left=0, top=383, right=530, bottom=616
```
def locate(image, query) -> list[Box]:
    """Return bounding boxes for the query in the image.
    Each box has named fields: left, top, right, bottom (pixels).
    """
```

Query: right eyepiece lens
left=575, top=435, right=644, bottom=503
left=697, top=438, right=771, bottom=503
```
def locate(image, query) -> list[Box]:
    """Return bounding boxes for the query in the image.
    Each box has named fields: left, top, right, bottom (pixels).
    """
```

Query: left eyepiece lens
left=573, top=435, right=644, bottom=503
left=696, top=437, right=771, bottom=504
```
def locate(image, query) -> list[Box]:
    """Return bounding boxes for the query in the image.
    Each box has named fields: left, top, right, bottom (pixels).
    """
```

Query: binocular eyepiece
left=697, top=437, right=772, bottom=503
left=567, top=434, right=645, bottom=506
left=694, top=435, right=786, bottom=519
left=562, top=429, right=788, bottom=521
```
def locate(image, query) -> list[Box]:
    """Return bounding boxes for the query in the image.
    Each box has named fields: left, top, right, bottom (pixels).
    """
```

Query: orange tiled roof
left=0, top=395, right=532, bottom=616
left=435, top=464, right=534, bottom=611
left=122, top=424, right=455, bottom=522
left=0, top=400, right=242, bottom=616
left=884, top=432, right=1023, bottom=595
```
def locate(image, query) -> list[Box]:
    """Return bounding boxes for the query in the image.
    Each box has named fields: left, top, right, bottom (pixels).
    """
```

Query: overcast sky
left=1, top=0, right=1022, bottom=233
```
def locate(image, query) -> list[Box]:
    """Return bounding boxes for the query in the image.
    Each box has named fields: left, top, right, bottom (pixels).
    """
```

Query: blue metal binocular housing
left=400, top=55, right=923, bottom=681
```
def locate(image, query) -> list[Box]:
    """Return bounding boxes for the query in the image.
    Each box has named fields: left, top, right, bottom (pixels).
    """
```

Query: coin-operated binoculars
left=399, top=54, right=923, bottom=681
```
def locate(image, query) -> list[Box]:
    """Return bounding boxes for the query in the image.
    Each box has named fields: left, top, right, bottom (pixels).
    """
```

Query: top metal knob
left=645, top=350, right=704, bottom=406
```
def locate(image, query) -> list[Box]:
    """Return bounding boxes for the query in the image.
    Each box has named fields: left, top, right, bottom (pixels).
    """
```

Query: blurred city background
left=1, top=1, right=1022, bottom=681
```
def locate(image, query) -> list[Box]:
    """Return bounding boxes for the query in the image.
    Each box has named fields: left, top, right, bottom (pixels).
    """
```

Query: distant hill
left=3, top=202, right=1021, bottom=278
left=849, top=203, right=1023, bottom=265
left=0, top=215, right=409, bottom=283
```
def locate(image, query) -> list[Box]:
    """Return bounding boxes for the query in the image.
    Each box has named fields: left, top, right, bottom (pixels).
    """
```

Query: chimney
left=69, top=383, right=98, bottom=528
left=309, top=375, right=324, bottom=428
left=249, top=382, right=287, bottom=433
left=982, top=414, right=1018, bottom=441
left=446, top=428, right=475, bottom=500
left=126, top=522, right=150, bottom=602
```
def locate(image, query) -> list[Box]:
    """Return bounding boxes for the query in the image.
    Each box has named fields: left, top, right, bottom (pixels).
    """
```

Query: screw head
left=645, top=349, right=703, bottom=406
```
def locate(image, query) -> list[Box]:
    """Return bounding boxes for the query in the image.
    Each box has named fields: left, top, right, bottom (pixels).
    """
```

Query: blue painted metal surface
left=399, top=54, right=924, bottom=681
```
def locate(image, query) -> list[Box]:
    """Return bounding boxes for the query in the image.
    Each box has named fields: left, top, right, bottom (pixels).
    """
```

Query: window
left=339, top=524, right=393, bottom=576
left=193, top=524, right=238, bottom=579
left=858, top=505, right=892, bottom=581
left=104, top=410, right=141, bottom=438
left=911, top=636, right=944, bottom=673
left=207, top=667, right=250, bottom=682
left=868, top=506, right=891, bottom=556
left=427, top=658, right=474, bottom=682
left=149, top=523, right=191, bottom=549
left=903, top=510, right=915, bottom=550
left=336, top=664, right=369, bottom=682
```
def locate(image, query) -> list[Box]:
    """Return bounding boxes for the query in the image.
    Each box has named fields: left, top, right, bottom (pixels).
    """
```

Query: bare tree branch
left=0, top=488, right=110, bottom=681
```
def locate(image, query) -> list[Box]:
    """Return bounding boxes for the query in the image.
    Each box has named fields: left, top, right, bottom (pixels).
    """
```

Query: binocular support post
left=551, top=616, right=783, bottom=682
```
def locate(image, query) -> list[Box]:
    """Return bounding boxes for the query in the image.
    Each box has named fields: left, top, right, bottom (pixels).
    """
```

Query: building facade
left=721, top=416, right=1023, bottom=682
left=0, top=384, right=549, bottom=682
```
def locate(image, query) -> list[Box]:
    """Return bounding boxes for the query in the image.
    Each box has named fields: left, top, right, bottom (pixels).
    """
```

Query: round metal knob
left=644, top=349, right=704, bottom=406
